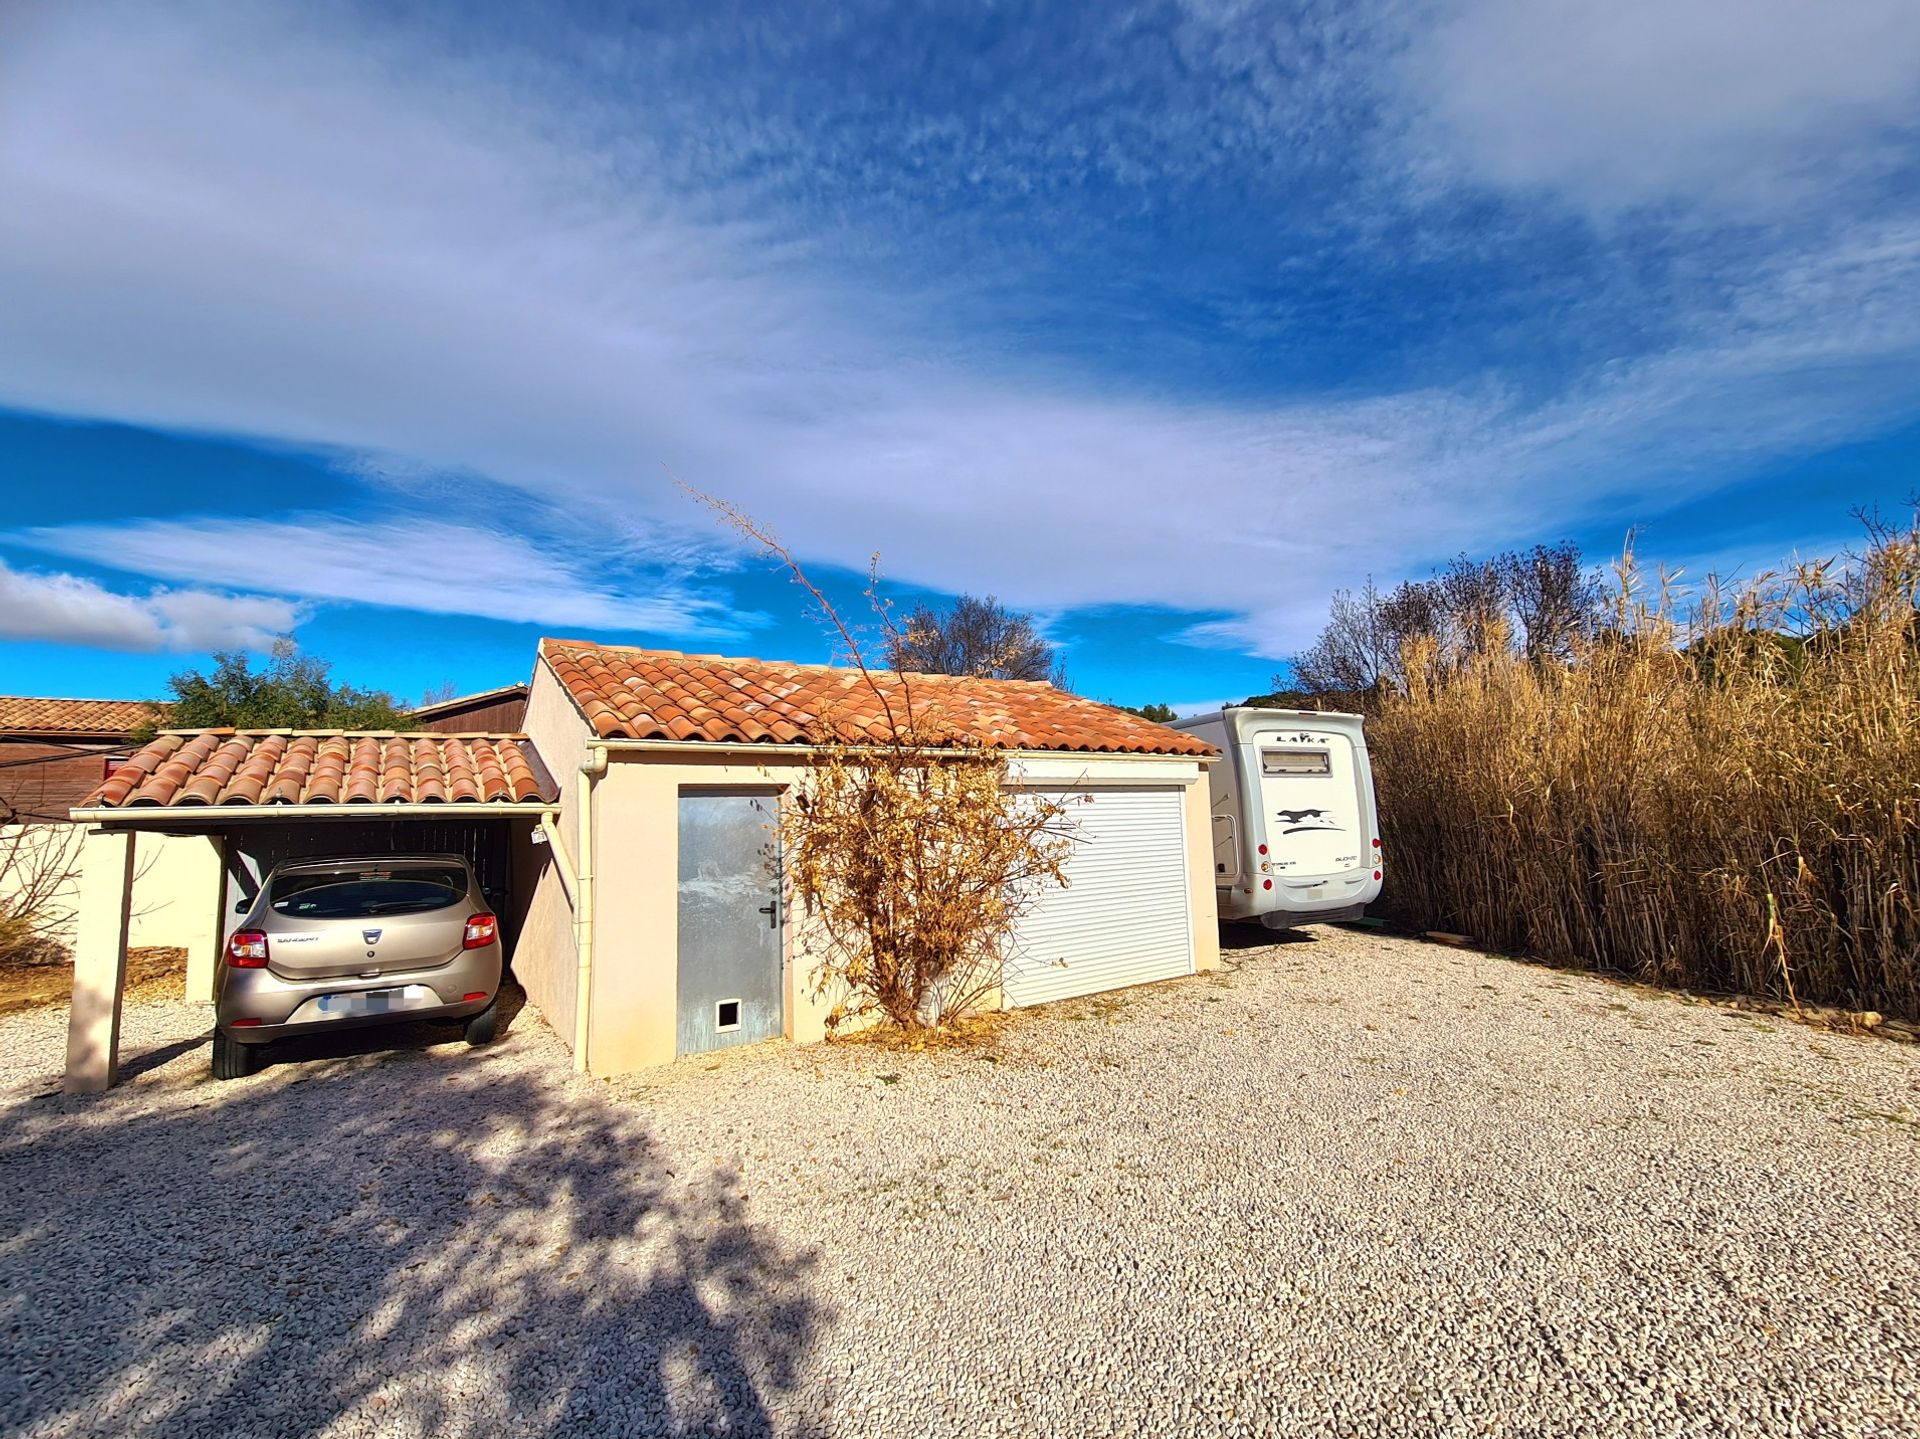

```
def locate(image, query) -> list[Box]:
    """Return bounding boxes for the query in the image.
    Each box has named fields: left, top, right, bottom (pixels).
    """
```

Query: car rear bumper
left=216, top=941, right=501, bottom=1043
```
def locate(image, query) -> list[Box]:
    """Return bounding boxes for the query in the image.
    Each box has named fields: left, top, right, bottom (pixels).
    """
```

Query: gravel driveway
left=3, top=928, right=1916, bottom=1438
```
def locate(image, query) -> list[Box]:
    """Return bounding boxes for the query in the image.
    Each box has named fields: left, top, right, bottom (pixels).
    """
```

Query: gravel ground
left=2, top=928, right=1917, bottom=1439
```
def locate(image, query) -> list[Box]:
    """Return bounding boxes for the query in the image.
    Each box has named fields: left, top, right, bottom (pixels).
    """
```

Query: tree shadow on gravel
left=0, top=1045, right=824, bottom=1438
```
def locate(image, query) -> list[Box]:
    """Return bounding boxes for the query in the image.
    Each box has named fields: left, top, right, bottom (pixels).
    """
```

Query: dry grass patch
left=1374, top=518, right=1920, bottom=1021
left=0, top=946, right=186, bottom=1018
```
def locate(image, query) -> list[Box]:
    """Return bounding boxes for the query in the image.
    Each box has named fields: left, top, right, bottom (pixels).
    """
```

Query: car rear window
left=268, top=866, right=468, bottom=920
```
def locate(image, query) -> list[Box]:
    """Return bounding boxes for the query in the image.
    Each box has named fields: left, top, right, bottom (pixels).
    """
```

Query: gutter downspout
left=572, top=744, right=608, bottom=1073
left=538, top=811, right=577, bottom=904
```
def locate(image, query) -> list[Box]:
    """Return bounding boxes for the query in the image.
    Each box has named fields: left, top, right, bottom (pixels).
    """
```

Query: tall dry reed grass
left=1370, top=521, right=1920, bottom=1018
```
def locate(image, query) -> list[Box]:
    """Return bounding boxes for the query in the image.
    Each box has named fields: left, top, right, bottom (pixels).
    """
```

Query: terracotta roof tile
left=540, top=640, right=1216, bottom=757
left=0, top=696, right=167, bottom=737
left=78, top=730, right=556, bottom=810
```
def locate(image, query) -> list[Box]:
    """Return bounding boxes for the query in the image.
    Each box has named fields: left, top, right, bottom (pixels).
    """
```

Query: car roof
left=269, top=854, right=472, bottom=874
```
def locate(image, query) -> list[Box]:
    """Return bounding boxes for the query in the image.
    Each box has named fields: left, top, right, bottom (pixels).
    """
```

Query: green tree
left=1122, top=702, right=1178, bottom=723
left=144, top=640, right=415, bottom=738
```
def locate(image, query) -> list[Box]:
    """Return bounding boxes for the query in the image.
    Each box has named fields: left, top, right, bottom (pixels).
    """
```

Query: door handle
left=758, top=903, right=779, bottom=927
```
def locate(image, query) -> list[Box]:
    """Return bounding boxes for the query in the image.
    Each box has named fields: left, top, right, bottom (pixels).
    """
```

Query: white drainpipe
left=572, top=744, right=608, bottom=1073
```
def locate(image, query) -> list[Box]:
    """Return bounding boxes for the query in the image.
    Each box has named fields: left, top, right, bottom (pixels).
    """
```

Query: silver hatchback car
left=213, top=854, right=504, bottom=1079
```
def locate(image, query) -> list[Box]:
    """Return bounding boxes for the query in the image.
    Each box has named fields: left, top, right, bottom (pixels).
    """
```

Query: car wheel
left=211, top=1028, right=259, bottom=1080
left=464, top=1000, right=500, bottom=1047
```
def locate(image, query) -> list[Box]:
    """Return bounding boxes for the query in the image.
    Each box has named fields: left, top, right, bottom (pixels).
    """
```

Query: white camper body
left=1172, top=707, right=1382, bottom=927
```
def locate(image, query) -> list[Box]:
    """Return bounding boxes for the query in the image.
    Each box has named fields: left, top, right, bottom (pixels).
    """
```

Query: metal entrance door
left=676, top=792, right=784, bottom=1056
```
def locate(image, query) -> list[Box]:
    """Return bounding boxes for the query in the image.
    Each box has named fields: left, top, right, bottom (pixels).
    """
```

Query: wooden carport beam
left=63, top=829, right=137, bottom=1094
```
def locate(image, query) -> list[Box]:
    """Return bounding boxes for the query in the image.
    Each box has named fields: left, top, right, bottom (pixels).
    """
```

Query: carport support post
left=63, top=829, right=137, bottom=1095
left=184, top=832, right=225, bottom=1004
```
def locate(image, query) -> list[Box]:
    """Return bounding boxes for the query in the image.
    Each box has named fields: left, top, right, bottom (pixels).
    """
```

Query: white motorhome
left=1172, top=707, right=1382, bottom=928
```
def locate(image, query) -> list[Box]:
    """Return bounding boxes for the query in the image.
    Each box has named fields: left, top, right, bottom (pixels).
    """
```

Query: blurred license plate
left=318, top=989, right=402, bottom=1017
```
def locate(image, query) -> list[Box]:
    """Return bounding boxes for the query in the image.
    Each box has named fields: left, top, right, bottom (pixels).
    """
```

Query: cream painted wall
left=586, top=753, right=837, bottom=1074
left=510, top=661, right=591, bottom=1045
left=1184, top=775, right=1223, bottom=974
left=579, top=748, right=1215, bottom=1078
left=6, top=823, right=224, bottom=997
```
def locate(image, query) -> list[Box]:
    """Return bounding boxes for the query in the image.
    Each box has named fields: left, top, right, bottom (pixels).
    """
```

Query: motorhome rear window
left=1261, top=747, right=1331, bottom=776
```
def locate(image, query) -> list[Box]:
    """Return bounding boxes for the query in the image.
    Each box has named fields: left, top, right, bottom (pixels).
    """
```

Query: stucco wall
left=586, top=753, right=826, bottom=1074
left=511, top=661, right=590, bottom=1047
left=582, top=749, right=1216, bottom=1077
left=4, top=823, right=223, bottom=986
left=1184, top=774, right=1223, bottom=975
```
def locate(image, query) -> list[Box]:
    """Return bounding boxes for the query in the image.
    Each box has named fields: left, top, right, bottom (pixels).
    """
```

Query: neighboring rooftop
left=0, top=696, right=167, bottom=737
left=407, top=683, right=530, bottom=720
left=80, top=731, right=554, bottom=809
left=540, top=640, right=1217, bottom=757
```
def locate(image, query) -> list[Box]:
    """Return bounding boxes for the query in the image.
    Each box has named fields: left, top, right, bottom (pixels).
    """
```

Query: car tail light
left=227, top=929, right=269, bottom=968
left=463, top=913, right=498, bottom=949
left=230, top=1017, right=263, bottom=1028
left=462, top=991, right=489, bottom=1003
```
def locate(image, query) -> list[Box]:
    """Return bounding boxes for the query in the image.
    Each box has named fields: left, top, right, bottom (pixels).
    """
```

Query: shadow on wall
left=0, top=1042, right=824, bottom=1436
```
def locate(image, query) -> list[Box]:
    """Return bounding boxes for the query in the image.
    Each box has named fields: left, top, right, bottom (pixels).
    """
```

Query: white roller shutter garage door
left=1003, top=786, right=1193, bottom=1008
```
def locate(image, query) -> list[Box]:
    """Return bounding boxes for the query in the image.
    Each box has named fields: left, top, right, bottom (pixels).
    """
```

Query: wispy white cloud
left=1396, top=0, right=1920, bottom=213
left=0, top=558, right=297, bottom=652
left=0, top=2, right=1917, bottom=663
left=13, top=517, right=755, bottom=638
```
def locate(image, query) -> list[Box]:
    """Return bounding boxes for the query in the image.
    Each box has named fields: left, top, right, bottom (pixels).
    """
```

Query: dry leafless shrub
left=0, top=822, right=84, bottom=968
left=1370, top=514, right=1920, bottom=1018
left=685, top=486, right=1077, bottom=1032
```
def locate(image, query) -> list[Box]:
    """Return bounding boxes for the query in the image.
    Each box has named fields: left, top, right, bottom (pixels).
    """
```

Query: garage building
left=513, top=641, right=1220, bottom=1076
left=61, top=642, right=1219, bottom=1089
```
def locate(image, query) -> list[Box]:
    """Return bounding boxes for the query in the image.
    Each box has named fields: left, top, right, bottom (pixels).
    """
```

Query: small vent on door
left=715, top=999, right=742, bottom=1031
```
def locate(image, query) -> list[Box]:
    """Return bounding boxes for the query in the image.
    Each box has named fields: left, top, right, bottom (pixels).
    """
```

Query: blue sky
left=2, top=0, right=1918, bottom=714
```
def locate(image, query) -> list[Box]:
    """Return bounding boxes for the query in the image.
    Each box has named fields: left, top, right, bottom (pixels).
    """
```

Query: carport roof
left=77, top=730, right=556, bottom=810
left=541, top=639, right=1217, bottom=756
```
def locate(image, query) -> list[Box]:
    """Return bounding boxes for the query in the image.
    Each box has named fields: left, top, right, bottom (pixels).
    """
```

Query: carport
left=61, top=729, right=560, bottom=1093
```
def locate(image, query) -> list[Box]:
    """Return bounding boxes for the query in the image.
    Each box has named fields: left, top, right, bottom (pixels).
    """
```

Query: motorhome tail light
left=1373, top=870, right=1382, bottom=881
left=463, top=913, right=498, bottom=949
left=226, top=930, right=269, bottom=968
left=1372, top=837, right=1380, bottom=848
left=1257, top=843, right=1268, bottom=855
left=1262, top=879, right=1273, bottom=890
